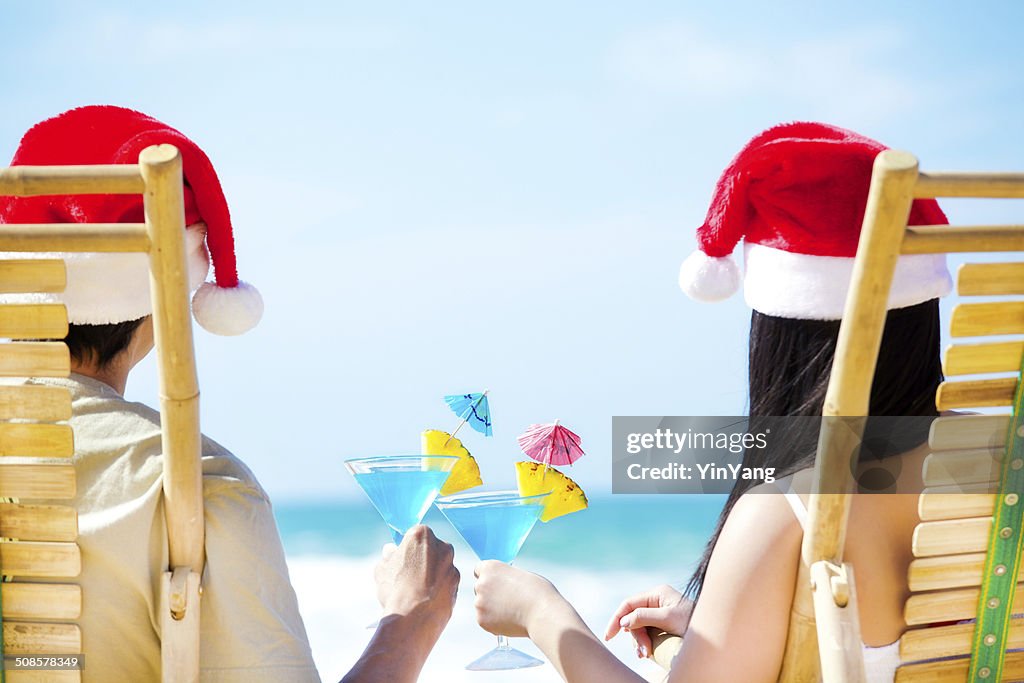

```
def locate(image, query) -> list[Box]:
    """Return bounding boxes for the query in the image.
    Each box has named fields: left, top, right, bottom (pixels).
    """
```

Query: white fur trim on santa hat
left=0, top=223, right=210, bottom=324
left=678, top=250, right=742, bottom=302
left=191, top=280, right=263, bottom=336
left=743, top=243, right=952, bottom=320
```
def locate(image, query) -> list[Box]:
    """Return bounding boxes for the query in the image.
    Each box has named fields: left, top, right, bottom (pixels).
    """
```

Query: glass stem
left=497, top=634, right=510, bottom=651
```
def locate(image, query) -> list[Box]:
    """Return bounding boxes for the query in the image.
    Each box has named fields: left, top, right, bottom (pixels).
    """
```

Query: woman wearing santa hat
left=473, top=122, right=949, bottom=683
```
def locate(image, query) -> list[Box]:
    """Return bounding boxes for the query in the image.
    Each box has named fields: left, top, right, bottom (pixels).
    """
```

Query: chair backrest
left=779, top=151, right=1024, bottom=682
left=0, top=265, right=80, bottom=682
left=899, top=239, right=1024, bottom=673
left=0, top=146, right=204, bottom=683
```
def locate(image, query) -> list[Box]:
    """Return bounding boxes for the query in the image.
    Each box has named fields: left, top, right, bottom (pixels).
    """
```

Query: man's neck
left=69, top=360, right=130, bottom=395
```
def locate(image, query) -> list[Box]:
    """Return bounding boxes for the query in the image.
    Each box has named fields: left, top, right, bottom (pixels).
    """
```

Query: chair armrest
left=650, top=629, right=684, bottom=671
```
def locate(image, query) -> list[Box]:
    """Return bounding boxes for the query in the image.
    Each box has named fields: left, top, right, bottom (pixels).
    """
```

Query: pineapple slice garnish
left=515, top=461, right=588, bottom=522
left=422, top=429, right=483, bottom=496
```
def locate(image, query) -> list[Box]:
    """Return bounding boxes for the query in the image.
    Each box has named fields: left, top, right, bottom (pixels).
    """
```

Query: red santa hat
left=679, top=121, right=951, bottom=320
left=0, top=105, right=263, bottom=335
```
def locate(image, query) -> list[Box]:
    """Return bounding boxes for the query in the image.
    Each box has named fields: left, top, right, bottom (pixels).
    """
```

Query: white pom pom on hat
left=680, top=121, right=952, bottom=320
left=678, top=250, right=741, bottom=303
left=193, top=281, right=264, bottom=336
left=0, top=105, right=263, bottom=335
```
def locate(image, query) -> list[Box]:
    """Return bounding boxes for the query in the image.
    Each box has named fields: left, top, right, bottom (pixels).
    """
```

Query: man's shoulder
left=199, top=435, right=269, bottom=502
left=57, top=377, right=269, bottom=501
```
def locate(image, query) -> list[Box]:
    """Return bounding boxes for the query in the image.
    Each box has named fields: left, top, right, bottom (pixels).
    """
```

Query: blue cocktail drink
left=350, top=464, right=450, bottom=544
left=436, top=490, right=551, bottom=671
left=345, top=455, right=458, bottom=543
left=345, top=455, right=457, bottom=544
left=436, top=493, right=544, bottom=562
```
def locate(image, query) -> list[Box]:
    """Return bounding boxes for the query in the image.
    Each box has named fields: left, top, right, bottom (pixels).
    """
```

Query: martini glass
left=344, top=455, right=459, bottom=544
left=346, top=455, right=459, bottom=628
left=435, top=490, right=551, bottom=671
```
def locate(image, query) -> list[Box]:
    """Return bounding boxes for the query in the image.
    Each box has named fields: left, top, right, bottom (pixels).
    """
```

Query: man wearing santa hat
left=0, top=106, right=457, bottom=683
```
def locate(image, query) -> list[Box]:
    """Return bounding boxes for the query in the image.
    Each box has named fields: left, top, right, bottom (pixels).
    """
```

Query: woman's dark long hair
left=683, top=299, right=943, bottom=599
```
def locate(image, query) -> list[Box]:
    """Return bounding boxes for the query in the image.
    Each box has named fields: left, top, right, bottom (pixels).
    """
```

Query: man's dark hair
left=64, top=317, right=147, bottom=369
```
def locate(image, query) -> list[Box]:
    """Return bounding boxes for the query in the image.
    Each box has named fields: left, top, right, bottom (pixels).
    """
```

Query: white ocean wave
left=288, top=553, right=675, bottom=682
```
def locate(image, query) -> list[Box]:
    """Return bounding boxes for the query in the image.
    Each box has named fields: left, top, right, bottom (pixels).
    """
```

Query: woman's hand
left=604, top=584, right=693, bottom=659
left=474, top=560, right=563, bottom=638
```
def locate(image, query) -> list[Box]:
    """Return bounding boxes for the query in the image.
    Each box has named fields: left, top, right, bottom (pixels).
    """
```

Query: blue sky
left=2, top=2, right=1023, bottom=500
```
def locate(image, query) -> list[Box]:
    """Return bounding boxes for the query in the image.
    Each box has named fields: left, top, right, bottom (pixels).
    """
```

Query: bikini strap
left=782, top=491, right=808, bottom=530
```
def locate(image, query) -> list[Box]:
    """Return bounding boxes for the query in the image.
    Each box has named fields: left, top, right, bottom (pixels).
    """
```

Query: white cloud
left=608, top=23, right=932, bottom=123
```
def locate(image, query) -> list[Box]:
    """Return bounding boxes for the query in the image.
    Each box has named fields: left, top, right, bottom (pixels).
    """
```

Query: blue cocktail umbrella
left=445, top=391, right=493, bottom=438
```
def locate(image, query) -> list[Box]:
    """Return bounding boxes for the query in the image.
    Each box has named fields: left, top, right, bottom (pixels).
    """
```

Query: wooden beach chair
left=780, top=152, right=1024, bottom=682
left=0, top=145, right=204, bottom=682
left=651, top=152, right=1024, bottom=682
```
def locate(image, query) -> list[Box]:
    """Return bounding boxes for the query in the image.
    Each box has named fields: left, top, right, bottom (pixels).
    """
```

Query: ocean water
left=276, top=494, right=725, bottom=682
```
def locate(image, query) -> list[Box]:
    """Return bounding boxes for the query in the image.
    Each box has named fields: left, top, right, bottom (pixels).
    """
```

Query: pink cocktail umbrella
left=517, top=420, right=585, bottom=467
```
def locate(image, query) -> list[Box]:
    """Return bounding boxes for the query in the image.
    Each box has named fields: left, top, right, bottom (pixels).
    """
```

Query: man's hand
left=374, top=525, right=459, bottom=628
left=342, top=526, right=459, bottom=683
left=604, top=584, right=693, bottom=659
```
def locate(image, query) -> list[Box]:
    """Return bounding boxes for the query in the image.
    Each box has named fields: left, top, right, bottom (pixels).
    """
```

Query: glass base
left=466, top=643, right=544, bottom=671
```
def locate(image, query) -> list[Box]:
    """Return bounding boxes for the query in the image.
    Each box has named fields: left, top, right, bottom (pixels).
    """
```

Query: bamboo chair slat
left=902, top=225, right=1024, bottom=254
left=0, top=260, right=65, bottom=294
left=925, top=482, right=999, bottom=496
left=900, top=619, right=1024, bottom=664
left=0, top=424, right=73, bottom=458
left=907, top=553, right=1021, bottom=592
left=0, top=164, right=143, bottom=196
left=0, top=541, right=80, bottom=577
left=944, top=342, right=1024, bottom=376
left=904, top=584, right=1024, bottom=626
left=1, top=622, right=80, bottom=654
left=0, top=386, right=71, bottom=422
left=7, top=672, right=80, bottom=683
left=1, top=583, right=81, bottom=620
left=0, top=223, right=150, bottom=253
left=958, top=262, right=1024, bottom=296
left=0, top=342, right=70, bottom=378
left=936, top=378, right=1017, bottom=410
left=922, top=449, right=1001, bottom=488
left=895, top=653, right=1017, bottom=683
left=930, top=415, right=1010, bottom=452
left=951, top=301, right=1024, bottom=337
left=913, top=517, right=991, bottom=557
left=0, top=464, right=75, bottom=499
left=914, top=172, right=1024, bottom=199
left=0, top=304, right=68, bottom=340
left=0, top=504, right=78, bottom=541
left=919, top=493, right=996, bottom=521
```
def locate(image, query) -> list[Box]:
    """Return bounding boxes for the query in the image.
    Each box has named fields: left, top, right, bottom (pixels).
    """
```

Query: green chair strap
left=969, top=359, right=1024, bottom=681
